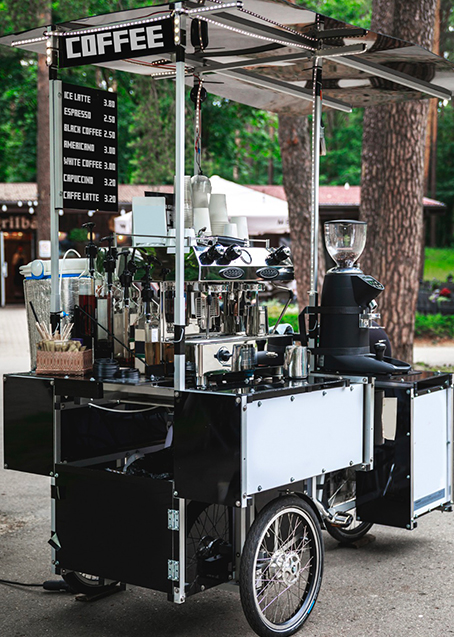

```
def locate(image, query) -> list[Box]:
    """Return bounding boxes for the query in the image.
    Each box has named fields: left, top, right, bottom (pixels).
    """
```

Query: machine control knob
left=215, top=346, right=232, bottom=365
left=266, top=246, right=291, bottom=265
left=218, top=245, right=242, bottom=264
left=200, top=244, right=225, bottom=265
left=374, top=341, right=387, bottom=361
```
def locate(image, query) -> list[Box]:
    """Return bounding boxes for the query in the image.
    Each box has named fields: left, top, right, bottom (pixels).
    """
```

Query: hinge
left=168, top=509, right=180, bottom=531
left=168, top=560, right=179, bottom=581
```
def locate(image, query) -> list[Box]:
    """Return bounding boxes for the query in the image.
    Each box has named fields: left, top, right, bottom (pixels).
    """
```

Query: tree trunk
left=36, top=3, right=51, bottom=254
left=278, top=114, right=325, bottom=308
left=420, top=0, right=440, bottom=274
left=359, top=0, right=436, bottom=363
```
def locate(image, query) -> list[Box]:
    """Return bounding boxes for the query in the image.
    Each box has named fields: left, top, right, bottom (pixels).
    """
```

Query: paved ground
left=414, top=344, right=454, bottom=367
left=1, top=306, right=454, bottom=637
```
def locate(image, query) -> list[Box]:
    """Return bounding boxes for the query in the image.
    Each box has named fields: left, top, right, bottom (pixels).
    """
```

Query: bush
left=414, top=313, right=454, bottom=340
left=267, top=303, right=299, bottom=332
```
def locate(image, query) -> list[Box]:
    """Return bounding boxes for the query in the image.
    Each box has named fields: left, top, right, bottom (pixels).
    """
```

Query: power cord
left=0, top=578, right=69, bottom=591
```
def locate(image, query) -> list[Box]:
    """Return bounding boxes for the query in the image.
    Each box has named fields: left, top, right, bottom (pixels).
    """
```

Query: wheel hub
left=269, top=549, right=301, bottom=586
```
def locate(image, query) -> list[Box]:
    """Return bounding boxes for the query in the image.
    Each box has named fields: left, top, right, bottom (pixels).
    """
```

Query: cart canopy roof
left=1, top=0, right=454, bottom=114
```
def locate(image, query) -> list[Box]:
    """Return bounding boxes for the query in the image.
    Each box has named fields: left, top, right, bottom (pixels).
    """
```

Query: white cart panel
left=413, top=389, right=451, bottom=516
left=245, top=384, right=365, bottom=496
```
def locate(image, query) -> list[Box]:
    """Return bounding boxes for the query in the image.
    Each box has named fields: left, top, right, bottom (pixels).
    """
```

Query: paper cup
left=223, top=223, right=238, bottom=238
left=231, top=216, right=249, bottom=240
left=209, top=193, right=228, bottom=220
left=193, top=207, right=212, bottom=235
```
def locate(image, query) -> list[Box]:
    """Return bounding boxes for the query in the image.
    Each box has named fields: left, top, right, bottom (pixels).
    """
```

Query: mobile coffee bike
left=2, top=2, right=454, bottom=636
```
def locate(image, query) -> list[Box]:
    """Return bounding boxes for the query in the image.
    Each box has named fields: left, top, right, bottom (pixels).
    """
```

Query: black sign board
left=62, top=83, right=118, bottom=212
left=59, top=18, right=175, bottom=68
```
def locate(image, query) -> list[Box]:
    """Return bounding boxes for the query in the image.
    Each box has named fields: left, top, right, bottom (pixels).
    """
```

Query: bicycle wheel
left=240, top=496, right=323, bottom=637
left=323, top=468, right=373, bottom=543
left=61, top=570, right=118, bottom=595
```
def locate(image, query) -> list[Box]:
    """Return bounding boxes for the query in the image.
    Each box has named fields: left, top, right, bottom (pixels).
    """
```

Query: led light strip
left=186, top=1, right=242, bottom=15
left=201, top=16, right=316, bottom=52
left=11, top=35, right=48, bottom=47
left=149, top=70, right=178, bottom=78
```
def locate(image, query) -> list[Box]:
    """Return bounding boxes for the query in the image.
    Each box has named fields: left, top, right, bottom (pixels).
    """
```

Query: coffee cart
left=2, top=3, right=454, bottom=636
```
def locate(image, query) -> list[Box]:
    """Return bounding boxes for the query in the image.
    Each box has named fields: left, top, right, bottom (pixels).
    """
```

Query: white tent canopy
left=210, top=176, right=288, bottom=235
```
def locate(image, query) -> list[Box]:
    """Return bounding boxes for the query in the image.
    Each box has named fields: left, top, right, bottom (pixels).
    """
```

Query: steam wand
left=119, top=248, right=137, bottom=307
left=141, top=259, right=154, bottom=322
left=82, top=222, right=98, bottom=278
left=101, top=234, right=118, bottom=292
left=101, top=234, right=118, bottom=358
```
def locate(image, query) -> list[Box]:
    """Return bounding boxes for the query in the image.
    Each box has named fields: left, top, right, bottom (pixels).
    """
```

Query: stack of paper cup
left=183, top=176, right=193, bottom=228
left=223, top=223, right=238, bottom=238
left=231, top=216, right=249, bottom=241
left=193, top=208, right=212, bottom=235
left=209, top=194, right=229, bottom=236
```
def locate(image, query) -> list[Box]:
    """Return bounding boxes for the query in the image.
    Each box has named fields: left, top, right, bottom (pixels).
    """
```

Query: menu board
left=62, top=82, right=118, bottom=212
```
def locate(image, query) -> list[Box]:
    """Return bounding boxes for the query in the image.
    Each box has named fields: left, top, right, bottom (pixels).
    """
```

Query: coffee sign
left=59, top=18, right=175, bottom=68
left=62, top=83, right=118, bottom=212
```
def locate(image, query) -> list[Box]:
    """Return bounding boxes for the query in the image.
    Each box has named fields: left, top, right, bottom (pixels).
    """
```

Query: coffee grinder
left=315, top=220, right=411, bottom=375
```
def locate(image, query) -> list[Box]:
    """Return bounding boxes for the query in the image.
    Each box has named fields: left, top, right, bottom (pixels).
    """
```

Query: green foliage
left=267, top=303, right=299, bottom=332
left=201, top=98, right=281, bottom=184
left=415, top=313, right=454, bottom=340
left=424, top=247, right=454, bottom=280
left=319, top=110, right=364, bottom=185
left=128, top=77, right=180, bottom=185
left=301, top=0, right=371, bottom=27
left=434, top=101, right=454, bottom=245
left=0, top=51, right=37, bottom=181
left=68, top=227, right=88, bottom=242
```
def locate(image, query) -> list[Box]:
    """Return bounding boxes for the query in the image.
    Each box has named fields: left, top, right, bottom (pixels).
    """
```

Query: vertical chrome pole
left=174, top=6, right=186, bottom=391
left=309, top=57, right=322, bottom=300
left=47, top=28, right=63, bottom=332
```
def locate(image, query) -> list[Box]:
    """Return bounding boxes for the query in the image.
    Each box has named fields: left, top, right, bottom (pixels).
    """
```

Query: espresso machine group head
left=316, top=220, right=411, bottom=375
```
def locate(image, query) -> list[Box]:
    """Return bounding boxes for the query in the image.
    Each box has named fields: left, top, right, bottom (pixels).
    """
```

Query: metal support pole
left=47, top=28, right=63, bottom=332
left=309, top=57, right=322, bottom=299
left=308, top=57, right=322, bottom=351
left=174, top=7, right=186, bottom=391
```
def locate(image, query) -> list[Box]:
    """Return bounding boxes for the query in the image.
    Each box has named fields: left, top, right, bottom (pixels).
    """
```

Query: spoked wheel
left=61, top=571, right=118, bottom=595
left=323, top=468, right=373, bottom=543
left=186, top=502, right=233, bottom=595
left=240, top=496, right=323, bottom=637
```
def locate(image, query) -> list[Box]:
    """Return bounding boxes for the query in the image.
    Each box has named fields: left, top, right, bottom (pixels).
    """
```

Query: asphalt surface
left=1, top=306, right=454, bottom=637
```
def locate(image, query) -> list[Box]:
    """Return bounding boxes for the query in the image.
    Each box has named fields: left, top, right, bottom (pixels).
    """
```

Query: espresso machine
left=133, top=239, right=294, bottom=387
left=315, top=220, right=411, bottom=375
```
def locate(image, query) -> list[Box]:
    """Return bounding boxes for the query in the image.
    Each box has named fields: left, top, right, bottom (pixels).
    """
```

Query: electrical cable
left=0, top=578, right=69, bottom=591
left=0, top=578, right=42, bottom=587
